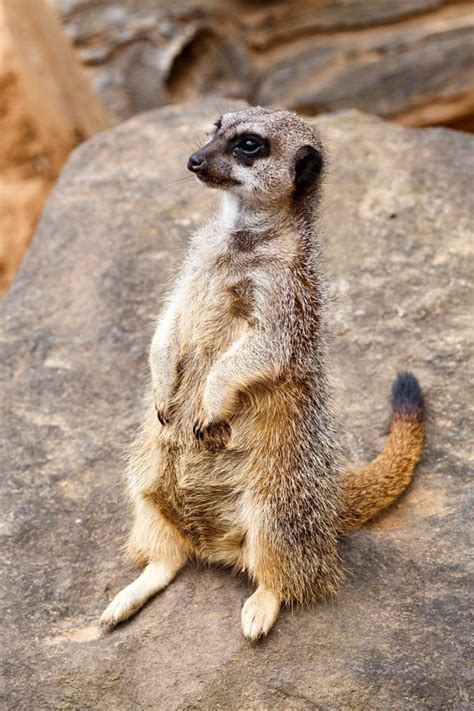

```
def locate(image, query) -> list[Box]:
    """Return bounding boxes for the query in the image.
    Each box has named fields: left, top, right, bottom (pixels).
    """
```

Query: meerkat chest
left=177, top=264, right=254, bottom=351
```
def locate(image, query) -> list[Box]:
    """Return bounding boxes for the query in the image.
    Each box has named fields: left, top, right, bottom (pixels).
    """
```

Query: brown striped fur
left=100, top=108, right=425, bottom=640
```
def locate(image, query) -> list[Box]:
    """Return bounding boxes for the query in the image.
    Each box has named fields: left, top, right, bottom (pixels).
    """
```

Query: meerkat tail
left=339, top=372, right=425, bottom=534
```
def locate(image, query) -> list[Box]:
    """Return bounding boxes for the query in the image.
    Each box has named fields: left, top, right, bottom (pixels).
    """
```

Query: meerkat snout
left=187, top=154, right=204, bottom=173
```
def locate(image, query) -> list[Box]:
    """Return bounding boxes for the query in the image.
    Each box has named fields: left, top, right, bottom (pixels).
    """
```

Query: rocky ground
left=1, top=100, right=472, bottom=709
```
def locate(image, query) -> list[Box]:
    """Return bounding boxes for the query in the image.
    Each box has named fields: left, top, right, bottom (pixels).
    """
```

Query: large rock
left=1, top=100, right=472, bottom=709
left=55, top=0, right=474, bottom=130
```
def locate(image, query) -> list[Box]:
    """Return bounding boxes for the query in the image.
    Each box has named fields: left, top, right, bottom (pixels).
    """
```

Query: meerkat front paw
left=192, top=418, right=223, bottom=440
left=201, top=371, right=237, bottom=426
left=155, top=402, right=171, bottom=426
left=241, top=588, right=280, bottom=642
left=152, top=387, right=172, bottom=425
left=193, top=419, right=212, bottom=440
left=192, top=419, right=230, bottom=446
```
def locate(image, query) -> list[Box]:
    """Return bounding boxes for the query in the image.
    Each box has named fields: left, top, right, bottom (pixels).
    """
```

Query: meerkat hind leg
left=100, top=560, right=182, bottom=629
left=241, top=586, right=280, bottom=641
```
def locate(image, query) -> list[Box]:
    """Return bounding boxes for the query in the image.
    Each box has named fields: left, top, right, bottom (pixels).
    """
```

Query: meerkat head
left=187, top=107, right=324, bottom=210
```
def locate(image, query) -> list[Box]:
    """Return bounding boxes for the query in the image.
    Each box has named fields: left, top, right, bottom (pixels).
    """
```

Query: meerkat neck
left=220, top=192, right=318, bottom=238
left=220, top=193, right=281, bottom=233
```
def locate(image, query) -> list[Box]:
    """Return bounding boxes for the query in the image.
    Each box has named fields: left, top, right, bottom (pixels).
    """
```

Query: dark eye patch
left=228, top=133, right=270, bottom=165
left=214, top=117, right=222, bottom=131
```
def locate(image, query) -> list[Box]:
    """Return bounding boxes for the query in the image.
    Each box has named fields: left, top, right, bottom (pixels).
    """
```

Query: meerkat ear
left=293, top=145, right=324, bottom=190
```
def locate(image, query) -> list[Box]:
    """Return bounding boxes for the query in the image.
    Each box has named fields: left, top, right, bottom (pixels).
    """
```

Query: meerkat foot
left=100, top=562, right=176, bottom=629
left=241, top=587, right=280, bottom=641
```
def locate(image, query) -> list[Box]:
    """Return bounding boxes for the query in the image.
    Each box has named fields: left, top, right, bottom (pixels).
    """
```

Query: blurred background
left=1, top=0, right=473, bottom=296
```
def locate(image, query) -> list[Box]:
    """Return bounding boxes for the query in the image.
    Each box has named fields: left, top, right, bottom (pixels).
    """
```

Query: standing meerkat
left=100, top=107, right=425, bottom=640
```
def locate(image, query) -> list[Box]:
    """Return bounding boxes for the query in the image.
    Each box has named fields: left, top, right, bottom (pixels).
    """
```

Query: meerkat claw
left=193, top=422, right=203, bottom=439
left=193, top=421, right=211, bottom=439
left=155, top=405, right=169, bottom=425
left=156, top=410, right=165, bottom=425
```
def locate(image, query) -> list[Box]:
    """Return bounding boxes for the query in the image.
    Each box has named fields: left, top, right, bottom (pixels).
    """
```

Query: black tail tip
left=391, top=371, right=425, bottom=422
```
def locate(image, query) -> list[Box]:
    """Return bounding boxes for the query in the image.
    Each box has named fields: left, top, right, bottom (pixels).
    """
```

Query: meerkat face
left=187, top=107, right=324, bottom=207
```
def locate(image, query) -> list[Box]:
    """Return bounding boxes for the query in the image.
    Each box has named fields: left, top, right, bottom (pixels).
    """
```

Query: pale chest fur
left=176, top=264, right=250, bottom=355
left=149, top=237, right=259, bottom=562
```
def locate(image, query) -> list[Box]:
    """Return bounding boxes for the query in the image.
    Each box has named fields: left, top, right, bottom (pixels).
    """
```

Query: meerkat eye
left=229, top=134, right=269, bottom=162
left=238, top=138, right=261, bottom=154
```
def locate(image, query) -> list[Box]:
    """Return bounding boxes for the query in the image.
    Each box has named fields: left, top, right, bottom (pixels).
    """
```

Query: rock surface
left=1, top=100, right=472, bottom=709
left=55, top=0, right=474, bottom=129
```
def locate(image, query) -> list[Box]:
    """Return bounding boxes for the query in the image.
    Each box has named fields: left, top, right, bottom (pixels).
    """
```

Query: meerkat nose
left=188, top=154, right=205, bottom=173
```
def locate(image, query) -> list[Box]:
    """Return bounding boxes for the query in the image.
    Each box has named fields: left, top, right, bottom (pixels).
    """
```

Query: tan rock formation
left=0, top=0, right=110, bottom=294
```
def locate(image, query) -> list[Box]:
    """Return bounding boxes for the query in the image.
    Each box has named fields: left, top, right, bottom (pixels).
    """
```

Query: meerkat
left=100, top=107, right=425, bottom=641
